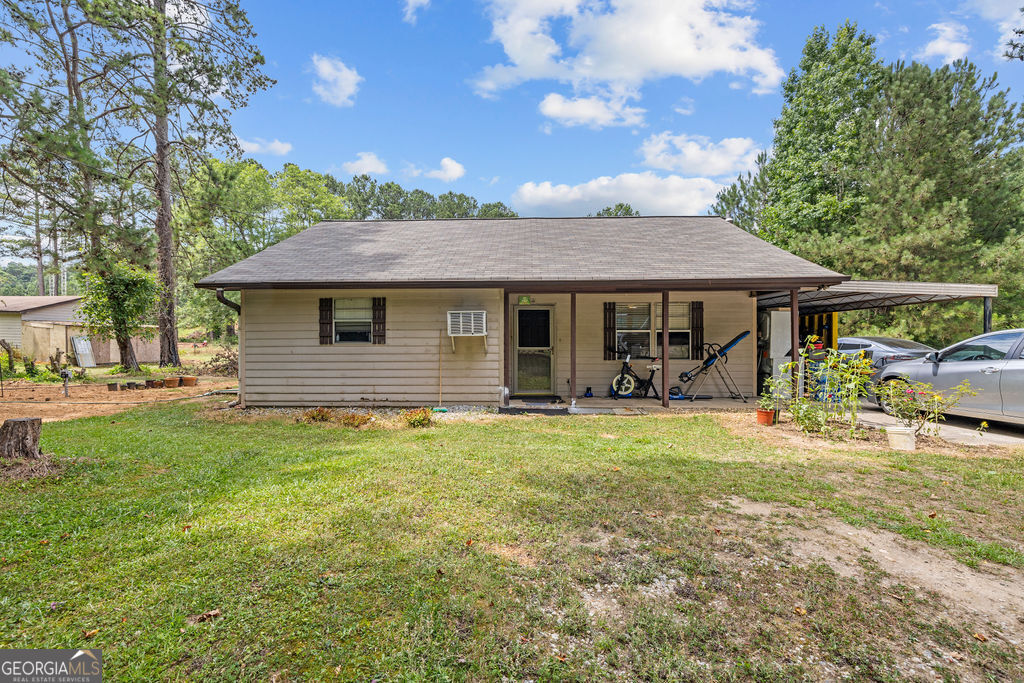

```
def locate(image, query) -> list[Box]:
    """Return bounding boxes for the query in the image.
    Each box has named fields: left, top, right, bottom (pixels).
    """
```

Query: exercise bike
left=610, top=352, right=661, bottom=399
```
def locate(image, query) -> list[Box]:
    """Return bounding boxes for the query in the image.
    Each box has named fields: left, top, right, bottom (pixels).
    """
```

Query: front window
left=615, top=303, right=651, bottom=358
left=334, top=297, right=372, bottom=343
left=941, top=331, right=1021, bottom=362
left=655, top=302, right=691, bottom=360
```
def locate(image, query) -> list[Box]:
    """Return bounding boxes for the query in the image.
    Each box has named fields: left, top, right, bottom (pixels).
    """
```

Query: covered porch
left=500, top=286, right=805, bottom=409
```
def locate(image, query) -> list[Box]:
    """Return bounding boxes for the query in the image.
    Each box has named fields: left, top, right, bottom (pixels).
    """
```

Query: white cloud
left=342, top=152, right=388, bottom=175
left=403, top=0, right=430, bottom=24
left=310, top=54, right=363, bottom=107
left=237, top=137, right=292, bottom=156
left=674, top=97, right=695, bottom=115
left=425, top=157, right=466, bottom=182
left=512, top=171, right=722, bottom=216
left=474, top=0, right=784, bottom=99
left=963, top=0, right=1019, bottom=57
left=639, top=132, right=760, bottom=177
left=916, top=22, right=971, bottom=64
left=538, top=93, right=645, bottom=128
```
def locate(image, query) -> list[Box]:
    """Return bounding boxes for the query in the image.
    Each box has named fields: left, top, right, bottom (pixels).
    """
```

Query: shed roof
left=757, top=280, right=998, bottom=314
left=0, top=295, right=81, bottom=313
left=196, top=216, right=846, bottom=291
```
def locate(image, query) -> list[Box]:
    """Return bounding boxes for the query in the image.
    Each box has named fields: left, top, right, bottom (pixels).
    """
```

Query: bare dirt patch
left=0, top=378, right=236, bottom=422
left=717, top=496, right=1024, bottom=646
left=483, top=543, right=538, bottom=568
left=0, top=453, right=65, bottom=481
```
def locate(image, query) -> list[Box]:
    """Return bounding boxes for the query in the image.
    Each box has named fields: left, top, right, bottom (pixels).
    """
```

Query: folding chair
left=676, top=330, right=750, bottom=402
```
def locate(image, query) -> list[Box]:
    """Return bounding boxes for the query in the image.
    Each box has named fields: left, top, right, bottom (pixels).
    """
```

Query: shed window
left=334, top=297, right=373, bottom=343
left=655, top=302, right=691, bottom=359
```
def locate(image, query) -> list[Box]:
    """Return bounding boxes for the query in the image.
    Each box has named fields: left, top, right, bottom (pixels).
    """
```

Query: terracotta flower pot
left=164, top=377, right=180, bottom=388
left=145, top=379, right=156, bottom=389
left=152, top=379, right=164, bottom=388
left=181, top=376, right=197, bottom=387
left=756, top=408, right=776, bottom=425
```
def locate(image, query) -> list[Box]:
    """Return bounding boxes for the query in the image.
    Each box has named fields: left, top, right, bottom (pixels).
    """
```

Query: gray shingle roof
left=196, top=217, right=846, bottom=290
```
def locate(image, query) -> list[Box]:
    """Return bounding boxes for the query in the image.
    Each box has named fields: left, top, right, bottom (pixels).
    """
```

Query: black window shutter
left=603, top=302, right=616, bottom=360
left=319, top=298, right=334, bottom=345
left=372, top=297, right=386, bottom=344
left=690, top=301, right=704, bottom=360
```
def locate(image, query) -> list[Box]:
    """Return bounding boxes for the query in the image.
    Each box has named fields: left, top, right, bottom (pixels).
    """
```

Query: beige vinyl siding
left=512, top=291, right=756, bottom=399
left=242, top=288, right=503, bottom=407
left=0, top=312, right=22, bottom=348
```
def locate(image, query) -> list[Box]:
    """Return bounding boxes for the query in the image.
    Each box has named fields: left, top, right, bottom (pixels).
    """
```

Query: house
left=0, top=295, right=159, bottom=364
left=196, top=216, right=847, bottom=407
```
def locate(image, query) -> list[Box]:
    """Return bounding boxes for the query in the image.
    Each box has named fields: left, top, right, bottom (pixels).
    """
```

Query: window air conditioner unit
left=447, top=310, right=487, bottom=350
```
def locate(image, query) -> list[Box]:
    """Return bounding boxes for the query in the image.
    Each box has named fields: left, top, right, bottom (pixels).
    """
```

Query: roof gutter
left=216, top=288, right=241, bottom=314
left=197, top=275, right=849, bottom=293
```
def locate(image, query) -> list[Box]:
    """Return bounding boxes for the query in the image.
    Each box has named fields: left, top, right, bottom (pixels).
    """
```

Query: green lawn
left=1, top=403, right=1022, bottom=680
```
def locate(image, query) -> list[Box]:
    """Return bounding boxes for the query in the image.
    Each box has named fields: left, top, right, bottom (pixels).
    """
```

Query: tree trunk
left=116, top=335, right=140, bottom=372
left=153, top=0, right=180, bottom=368
left=0, top=418, right=41, bottom=460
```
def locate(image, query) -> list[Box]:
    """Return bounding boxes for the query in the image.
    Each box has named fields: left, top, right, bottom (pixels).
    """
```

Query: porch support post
left=503, top=289, right=510, bottom=406
left=790, top=289, right=800, bottom=367
left=661, top=290, right=670, bottom=408
left=983, top=296, right=993, bottom=333
left=570, top=292, right=577, bottom=407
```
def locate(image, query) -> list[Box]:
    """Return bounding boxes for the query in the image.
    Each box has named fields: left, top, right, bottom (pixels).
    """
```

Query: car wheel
left=877, top=379, right=904, bottom=416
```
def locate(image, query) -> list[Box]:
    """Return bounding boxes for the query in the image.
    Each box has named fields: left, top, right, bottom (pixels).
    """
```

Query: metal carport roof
left=757, top=280, right=998, bottom=315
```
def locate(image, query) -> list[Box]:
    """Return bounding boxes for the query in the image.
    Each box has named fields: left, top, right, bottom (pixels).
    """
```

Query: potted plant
left=756, top=374, right=788, bottom=425
left=164, top=376, right=180, bottom=388
left=181, top=376, right=198, bottom=387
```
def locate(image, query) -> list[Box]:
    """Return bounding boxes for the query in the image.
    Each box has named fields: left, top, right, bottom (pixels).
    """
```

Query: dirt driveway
left=0, top=378, right=237, bottom=422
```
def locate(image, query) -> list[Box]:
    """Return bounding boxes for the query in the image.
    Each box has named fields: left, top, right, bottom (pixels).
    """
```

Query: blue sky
left=229, top=0, right=1024, bottom=215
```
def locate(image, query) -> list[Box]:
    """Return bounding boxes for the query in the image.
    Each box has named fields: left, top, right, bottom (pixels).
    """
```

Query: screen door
left=515, top=307, right=553, bottom=394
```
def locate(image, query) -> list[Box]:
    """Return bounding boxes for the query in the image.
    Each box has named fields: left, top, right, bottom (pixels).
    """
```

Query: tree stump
left=0, top=418, right=42, bottom=460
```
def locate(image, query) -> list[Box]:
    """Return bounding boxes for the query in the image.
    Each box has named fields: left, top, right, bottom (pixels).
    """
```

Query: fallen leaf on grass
left=465, top=539, right=474, bottom=547
left=973, top=632, right=988, bottom=642
left=182, top=525, right=192, bottom=532
left=519, top=636, right=531, bottom=644
left=59, top=533, right=70, bottom=540
left=185, top=608, right=222, bottom=626
left=928, top=512, right=937, bottom=519
left=82, top=629, right=98, bottom=639
left=610, top=466, right=621, bottom=472
left=39, top=539, right=49, bottom=545
left=555, top=654, right=567, bottom=662
left=793, top=606, right=807, bottom=616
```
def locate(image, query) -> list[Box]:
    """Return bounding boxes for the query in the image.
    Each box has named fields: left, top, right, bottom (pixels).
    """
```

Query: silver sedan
left=876, top=329, right=1024, bottom=425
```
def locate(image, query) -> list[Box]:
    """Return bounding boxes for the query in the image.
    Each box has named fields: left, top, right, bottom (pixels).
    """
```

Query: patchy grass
left=0, top=403, right=1022, bottom=680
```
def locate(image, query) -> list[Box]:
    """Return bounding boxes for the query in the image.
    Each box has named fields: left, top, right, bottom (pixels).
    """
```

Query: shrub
left=875, top=378, right=975, bottom=435
left=337, top=411, right=373, bottom=428
left=401, top=407, right=433, bottom=428
left=301, top=406, right=334, bottom=423
left=23, top=358, right=37, bottom=377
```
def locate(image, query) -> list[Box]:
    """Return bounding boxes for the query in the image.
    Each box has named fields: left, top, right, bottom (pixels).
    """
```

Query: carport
left=757, top=280, right=999, bottom=366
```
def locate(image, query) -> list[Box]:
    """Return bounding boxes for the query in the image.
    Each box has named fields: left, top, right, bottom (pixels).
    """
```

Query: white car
left=876, top=329, right=1024, bottom=425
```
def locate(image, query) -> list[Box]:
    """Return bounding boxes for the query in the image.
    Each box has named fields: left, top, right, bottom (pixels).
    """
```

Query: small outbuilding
left=0, top=295, right=159, bottom=364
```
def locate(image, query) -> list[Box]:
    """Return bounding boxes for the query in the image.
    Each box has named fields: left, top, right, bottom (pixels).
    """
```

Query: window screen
left=334, top=298, right=373, bottom=343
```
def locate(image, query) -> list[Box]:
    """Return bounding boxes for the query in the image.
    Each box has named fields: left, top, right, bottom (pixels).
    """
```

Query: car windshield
left=874, top=337, right=934, bottom=351
left=942, top=332, right=1022, bottom=362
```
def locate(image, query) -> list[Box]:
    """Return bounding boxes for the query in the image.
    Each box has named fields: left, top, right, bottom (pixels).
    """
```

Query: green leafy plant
left=80, top=261, right=158, bottom=372
left=875, top=379, right=976, bottom=436
left=301, top=407, right=334, bottom=424
left=23, top=357, right=37, bottom=377
left=777, top=341, right=875, bottom=437
left=401, top=408, right=433, bottom=428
